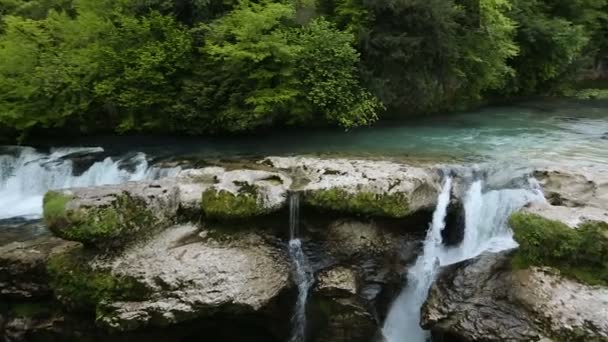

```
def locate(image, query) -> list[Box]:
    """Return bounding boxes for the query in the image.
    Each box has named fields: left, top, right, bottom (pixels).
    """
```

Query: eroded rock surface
left=422, top=251, right=608, bottom=341
left=534, top=166, right=608, bottom=210
left=0, top=235, right=77, bottom=299
left=266, top=156, right=441, bottom=217
left=92, top=224, right=291, bottom=331
left=521, top=202, right=608, bottom=228
left=43, top=179, right=180, bottom=249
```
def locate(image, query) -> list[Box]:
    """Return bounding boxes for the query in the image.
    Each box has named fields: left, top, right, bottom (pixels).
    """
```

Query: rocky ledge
left=1, top=156, right=439, bottom=341
left=3, top=157, right=608, bottom=341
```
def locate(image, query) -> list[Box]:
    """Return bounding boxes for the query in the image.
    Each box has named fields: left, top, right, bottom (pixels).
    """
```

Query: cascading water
left=0, top=146, right=180, bottom=220
left=382, top=176, right=453, bottom=342
left=288, top=193, right=313, bottom=342
left=382, top=173, right=545, bottom=342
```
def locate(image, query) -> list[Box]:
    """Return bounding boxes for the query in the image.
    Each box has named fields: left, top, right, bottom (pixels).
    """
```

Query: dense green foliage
left=0, top=0, right=606, bottom=137
left=510, top=212, right=608, bottom=286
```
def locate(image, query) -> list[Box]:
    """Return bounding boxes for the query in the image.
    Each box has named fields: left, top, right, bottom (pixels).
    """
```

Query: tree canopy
left=0, top=0, right=606, bottom=138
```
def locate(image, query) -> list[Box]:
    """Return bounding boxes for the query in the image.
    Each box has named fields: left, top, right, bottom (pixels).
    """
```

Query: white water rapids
left=0, top=146, right=180, bottom=220
left=382, top=173, right=545, bottom=342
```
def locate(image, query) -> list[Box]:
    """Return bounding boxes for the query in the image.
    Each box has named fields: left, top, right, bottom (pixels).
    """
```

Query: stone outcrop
left=266, top=157, right=441, bottom=218
left=422, top=251, right=608, bottom=341
left=43, top=179, right=180, bottom=249
left=0, top=235, right=77, bottom=299
left=46, top=224, right=291, bottom=332
left=311, top=265, right=377, bottom=342
left=533, top=166, right=608, bottom=210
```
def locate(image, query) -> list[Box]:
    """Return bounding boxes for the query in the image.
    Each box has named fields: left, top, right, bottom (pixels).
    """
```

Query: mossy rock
left=303, top=188, right=410, bottom=218
left=9, top=301, right=55, bottom=318
left=43, top=191, right=161, bottom=249
left=510, top=212, right=608, bottom=286
left=47, top=246, right=149, bottom=316
left=201, top=187, right=272, bottom=220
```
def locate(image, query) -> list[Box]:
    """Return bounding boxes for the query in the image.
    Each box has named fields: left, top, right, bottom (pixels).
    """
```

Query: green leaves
left=0, top=0, right=605, bottom=138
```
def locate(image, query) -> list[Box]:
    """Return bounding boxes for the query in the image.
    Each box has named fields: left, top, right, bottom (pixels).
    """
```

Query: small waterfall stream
left=382, top=176, right=453, bottom=342
left=288, top=193, right=313, bottom=342
left=0, top=146, right=180, bottom=220
left=382, top=172, right=545, bottom=342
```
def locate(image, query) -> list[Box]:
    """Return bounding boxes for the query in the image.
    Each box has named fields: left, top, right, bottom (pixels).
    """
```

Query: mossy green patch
left=10, top=301, right=54, bottom=318
left=43, top=191, right=74, bottom=228
left=304, top=188, right=410, bottom=218
left=510, top=212, right=608, bottom=286
left=565, top=88, right=608, bottom=100
left=201, top=187, right=269, bottom=220
left=47, top=247, right=149, bottom=314
left=44, top=192, right=160, bottom=249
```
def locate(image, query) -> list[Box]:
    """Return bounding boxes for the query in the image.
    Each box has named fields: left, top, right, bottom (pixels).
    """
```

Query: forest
left=0, top=0, right=607, bottom=138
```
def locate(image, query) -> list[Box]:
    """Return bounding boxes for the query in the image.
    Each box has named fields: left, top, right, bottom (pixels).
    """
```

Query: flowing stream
left=0, top=146, right=180, bottom=220
left=288, top=193, right=313, bottom=342
left=382, top=173, right=545, bottom=342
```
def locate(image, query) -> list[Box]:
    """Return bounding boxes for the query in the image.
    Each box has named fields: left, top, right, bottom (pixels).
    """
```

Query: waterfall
left=382, top=174, right=544, bottom=342
left=0, top=146, right=180, bottom=220
left=382, top=176, right=453, bottom=342
left=288, top=193, right=313, bottom=342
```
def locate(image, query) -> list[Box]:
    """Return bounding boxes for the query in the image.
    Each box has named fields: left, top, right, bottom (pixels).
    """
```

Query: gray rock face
left=312, top=265, right=377, bottom=342
left=316, top=266, right=358, bottom=297
left=534, top=167, right=608, bottom=210
left=422, top=251, right=608, bottom=341
left=521, top=202, right=608, bottom=228
left=95, top=224, right=291, bottom=331
left=0, top=235, right=77, bottom=299
left=266, top=156, right=441, bottom=217
left=46, top=179, right=180, bottom=249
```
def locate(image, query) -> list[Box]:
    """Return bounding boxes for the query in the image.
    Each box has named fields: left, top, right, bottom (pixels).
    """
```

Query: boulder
left=0, top=235, right=77, bottom=299
left=533, top=166, right=608, bottom=210
left=45, top=224, right=291, bottom=332
left=43, top=179, right=180, bottom=249
left=422, top=251, right=608, bottom=341
left=197, top=168, right=291, bottom=220
left=311, top=265, right=377, bottom=342
left=266, top=157, right=441, bottom=218
left=316, top=266, right=358, bottom=297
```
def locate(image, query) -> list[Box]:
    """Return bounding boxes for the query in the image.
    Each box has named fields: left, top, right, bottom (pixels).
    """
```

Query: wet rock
left=422, top=251, right=608, bottom=341
left=421, top=251, right=548, bottom=341
left=266, top=157, right=441, bottom=218
left=316, top=266, right=357, bottom=297
left=42, top=179, right=180, bottom=249
left=443, top=200, right=465, bottom=246
left=0, top=236, right=77, bottom=299
left=323, top=220, right=397, bottom=258
left=76, top=224, right=292, bottom=331
left=311, top=265, right=377, bottom=342
left=57, top=148, right=107, bottom=177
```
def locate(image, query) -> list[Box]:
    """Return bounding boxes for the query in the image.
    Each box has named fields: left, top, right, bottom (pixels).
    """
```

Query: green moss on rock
left=47, top=247, right=149, bottom=314
left=43, top=192, right=159, bottom=249
left=304, top=188, right=410, bottom=218
left=510, top=212, right=608, bottom=286
left=201, top=187, right=269, bottom=220
left=10, top=301, right=54, bottom=318
left=43, top=191, right=73, bottom=228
